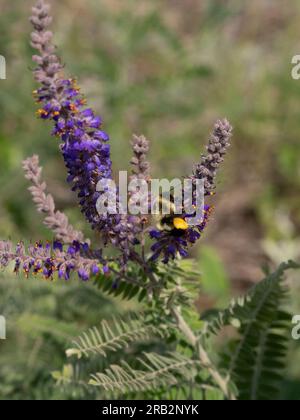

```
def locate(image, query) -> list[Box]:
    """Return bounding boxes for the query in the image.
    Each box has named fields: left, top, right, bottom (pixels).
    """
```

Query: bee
left=154, top=196, right=189, bottom=235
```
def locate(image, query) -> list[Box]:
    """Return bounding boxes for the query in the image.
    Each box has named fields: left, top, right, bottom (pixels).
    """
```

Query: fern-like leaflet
left=201, top=260, right=300, bottom=400
left=66, top=313, right=168, bottom=359
left=89, top=352, right=200, bottom=396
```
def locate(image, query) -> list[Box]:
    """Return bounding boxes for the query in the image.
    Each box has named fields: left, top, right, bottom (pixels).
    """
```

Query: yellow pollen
left=173, top=217, right=189, bottom=230
left=37, top=109, right=48, bottom=117
left=69, top=104, right=77, bottom=112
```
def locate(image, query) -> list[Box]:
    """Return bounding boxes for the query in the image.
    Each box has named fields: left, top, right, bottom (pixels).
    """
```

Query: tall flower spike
left=22, top=155, right=88, bottom=244
left=193, top=119, right=232, bottom=196
left=149, top=119, right=232, bottom=263
left=129, top=135, right=151, bottom=228
left=30, top=0, right=137, bottom=254
left=30, top=1, right=62, bottom=85
left=30, top=0, right=111, bottom=230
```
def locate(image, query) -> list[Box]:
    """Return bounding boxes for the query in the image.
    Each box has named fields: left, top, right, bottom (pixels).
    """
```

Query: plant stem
left=171, top=306, right=236, bottom=400
left=132, top=251, right=235, bottom=398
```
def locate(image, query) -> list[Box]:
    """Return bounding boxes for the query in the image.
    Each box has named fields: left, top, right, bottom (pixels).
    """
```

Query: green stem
left=131, top=250, right=235, bottom=399
left=171, top=306, right=236, bottom=401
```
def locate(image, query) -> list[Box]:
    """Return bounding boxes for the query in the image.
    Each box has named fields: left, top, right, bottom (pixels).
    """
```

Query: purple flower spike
left=30, top=0, right=139, bottom=257
left=0, top=240, right=102, bottom=283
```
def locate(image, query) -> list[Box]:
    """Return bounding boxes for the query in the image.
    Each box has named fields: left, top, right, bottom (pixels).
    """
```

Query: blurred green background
left=0, top=0, right=300, bottom=399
